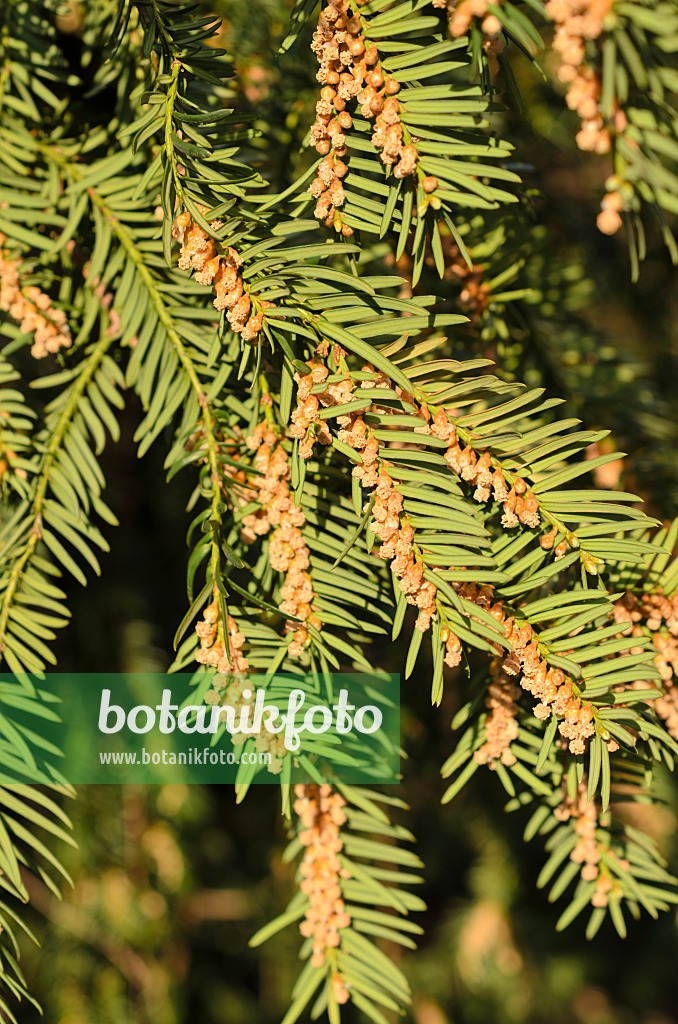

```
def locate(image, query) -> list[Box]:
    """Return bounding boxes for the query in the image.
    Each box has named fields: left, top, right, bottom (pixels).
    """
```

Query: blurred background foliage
left=15, top=0, right=678, bottom=1021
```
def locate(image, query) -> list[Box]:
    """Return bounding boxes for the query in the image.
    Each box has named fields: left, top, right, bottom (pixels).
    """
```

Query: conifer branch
left=0, top=334, right=113, bottom=662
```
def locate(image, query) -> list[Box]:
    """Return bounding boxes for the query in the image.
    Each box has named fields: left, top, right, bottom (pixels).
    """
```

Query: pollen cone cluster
left=372, top=469, right=444, bottom=635
left=294, top=783, right=352, bottom=986
left=542, top=0, right=633, bottom=236
left=0, top=234, right=71, bottom=358
left=359, top=69, right=415, bottom=177
left=545, top=0, right=627, bottom=167
left=441, top=417, right=540, bottom=528
left=555, top=781, right=628, bottom=906
left=309, top=370, right=456, bottom=643
left=172, top=209, right=273, bottom=339
left=204, top=676, right=287, bottom=773
left=458, top=581, right=608, bottom=756
left=546, top=0, right=633, bottom=236
left=435, top=0, right=505, bottom=56
left=309, top=0, right=416, bottom=231
left=291, top=358, right=389, bottom=462
left=195, top=595, right=249, bottom=673
left=474, top=658, right=520, bottom=767
left=614, top=591, right=678, bottom=740
left=502, top=616, right=597, bottom=754
left=242, top=421, right=321, bottom=656
left=290, top=360, right=333, bottom=458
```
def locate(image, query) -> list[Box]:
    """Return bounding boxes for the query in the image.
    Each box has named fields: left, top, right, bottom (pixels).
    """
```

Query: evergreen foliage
left=0, top=0, right=677, bottom=1019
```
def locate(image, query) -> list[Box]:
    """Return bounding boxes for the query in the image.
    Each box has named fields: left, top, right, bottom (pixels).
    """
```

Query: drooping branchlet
left=294, top=782, right=352, bottom=985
